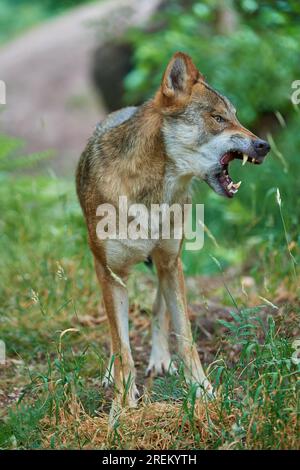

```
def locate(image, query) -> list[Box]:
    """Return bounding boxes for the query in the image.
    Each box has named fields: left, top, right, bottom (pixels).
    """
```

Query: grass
left=0, top=171, right=299, bottom=450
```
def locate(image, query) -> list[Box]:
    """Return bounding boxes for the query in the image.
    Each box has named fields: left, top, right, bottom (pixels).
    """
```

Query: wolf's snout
left=253, top=139, right=270, bottom=157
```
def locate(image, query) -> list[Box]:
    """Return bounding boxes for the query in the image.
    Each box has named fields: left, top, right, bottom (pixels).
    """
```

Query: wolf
left=76, top=52, right=270, bottom=410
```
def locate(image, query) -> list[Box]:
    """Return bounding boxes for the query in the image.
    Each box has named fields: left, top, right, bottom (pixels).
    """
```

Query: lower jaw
left=206, top=179, right=235, bottom=198
left=218, top=186, right=234, bottom=198
left=220, top=183, right=235, bottom=198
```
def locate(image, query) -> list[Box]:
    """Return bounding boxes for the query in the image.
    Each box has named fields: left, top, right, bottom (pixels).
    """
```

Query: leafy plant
left=125, top=1, right=300, bottom=123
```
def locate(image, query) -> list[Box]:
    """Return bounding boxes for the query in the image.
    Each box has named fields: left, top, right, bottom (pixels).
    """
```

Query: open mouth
left=216, top=150, right=262, bottom=198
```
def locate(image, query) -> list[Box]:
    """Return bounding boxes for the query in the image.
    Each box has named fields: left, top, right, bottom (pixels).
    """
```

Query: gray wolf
left=76, top=52, right=270, bottom=411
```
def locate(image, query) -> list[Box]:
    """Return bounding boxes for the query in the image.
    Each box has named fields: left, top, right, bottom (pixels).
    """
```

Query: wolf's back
left=76, top=106, right=138, bottom=208
left=95, top=106, right=137, bottom=137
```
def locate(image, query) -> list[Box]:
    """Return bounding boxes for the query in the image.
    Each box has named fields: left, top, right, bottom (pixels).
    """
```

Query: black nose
left=253, top=139, right=270, bottom=157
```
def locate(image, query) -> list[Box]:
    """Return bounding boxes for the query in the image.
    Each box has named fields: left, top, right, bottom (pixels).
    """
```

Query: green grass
left=0, top=172, right=298, bottom=449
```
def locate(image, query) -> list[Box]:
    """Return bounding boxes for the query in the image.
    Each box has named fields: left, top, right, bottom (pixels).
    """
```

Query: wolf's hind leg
left=146, top=286, right=176, bottom=377
left=154, top=254, right=214, bottom=399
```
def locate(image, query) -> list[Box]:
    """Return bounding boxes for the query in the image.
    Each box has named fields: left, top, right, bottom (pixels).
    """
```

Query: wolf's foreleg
left=94, top=258, right=139, bottom=408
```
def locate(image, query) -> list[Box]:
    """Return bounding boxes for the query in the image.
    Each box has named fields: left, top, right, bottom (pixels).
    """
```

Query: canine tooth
left=252, top=158, right=256, bottom=163
left=234, top=181, right=242, bottom=189
left=242, top=154, right=248, bottom=166
left=227, top=181, right=233, bottom=190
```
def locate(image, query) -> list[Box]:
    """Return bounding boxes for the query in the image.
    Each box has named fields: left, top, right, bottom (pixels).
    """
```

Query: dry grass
left=39, top=389, right=299, bottom=450
left=40, top=397, right=232, bottom=450
left=1, top=267, right=299, bottom=450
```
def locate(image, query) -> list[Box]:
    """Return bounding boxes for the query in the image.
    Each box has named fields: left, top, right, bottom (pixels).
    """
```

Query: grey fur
left=95, top=106, right=138, bottom=137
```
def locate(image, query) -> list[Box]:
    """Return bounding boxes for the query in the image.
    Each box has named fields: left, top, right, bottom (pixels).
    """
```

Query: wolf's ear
left=161, top=52, right=201, bottom=99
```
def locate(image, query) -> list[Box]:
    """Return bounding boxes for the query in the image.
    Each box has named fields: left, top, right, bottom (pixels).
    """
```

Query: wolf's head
left=155, top=52, right=270, bottom=198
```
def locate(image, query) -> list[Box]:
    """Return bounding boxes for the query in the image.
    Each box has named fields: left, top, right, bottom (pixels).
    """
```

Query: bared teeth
left=242, top=154, right=248, bottom=166
left=229, top=187, right=238, bottom=194
left=252, top=158, right=256, bottom=163
left=227, top=180, right=241, bottom=194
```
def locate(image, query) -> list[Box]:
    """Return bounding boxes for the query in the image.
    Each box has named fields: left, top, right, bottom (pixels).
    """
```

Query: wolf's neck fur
left=96, top=101, right=191, bottom=206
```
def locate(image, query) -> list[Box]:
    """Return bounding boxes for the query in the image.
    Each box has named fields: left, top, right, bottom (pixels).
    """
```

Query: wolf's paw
left=126, top=383, right=140, bottom=408
left=146, top=350, right=177, bottom=377
left=108, top=384, right=140, bottom=429
left=187, top=377, right=216, bottom=400
left=108, top=389, right=139, bottom=430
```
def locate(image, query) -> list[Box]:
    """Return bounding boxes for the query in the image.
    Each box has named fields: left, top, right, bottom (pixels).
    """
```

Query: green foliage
left=0, top=1, right=47, bottom=44
left=0, top=177, right=84, bottom=354
left=0, top=134, right=52, bottom=173
left=125, top=0, right=300, bottom=126
left=213, top=309, right=299, bottom=449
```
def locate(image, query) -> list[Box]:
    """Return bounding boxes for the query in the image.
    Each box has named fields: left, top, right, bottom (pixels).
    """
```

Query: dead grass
left=1, top=260, right=299, bottom=450
left=40, top=397, right=234, bottom=450
left=39, top=389, right=299, bottom=450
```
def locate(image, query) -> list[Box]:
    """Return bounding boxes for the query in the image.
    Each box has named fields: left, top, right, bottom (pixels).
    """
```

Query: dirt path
left=0, top=0, right=160, bottom=175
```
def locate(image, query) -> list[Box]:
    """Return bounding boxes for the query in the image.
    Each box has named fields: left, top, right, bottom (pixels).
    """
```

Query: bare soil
left=0, top=0, right=160, bottom=175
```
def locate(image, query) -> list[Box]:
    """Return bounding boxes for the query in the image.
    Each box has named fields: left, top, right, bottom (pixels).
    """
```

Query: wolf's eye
left=213, top=115, right=225, bottom=123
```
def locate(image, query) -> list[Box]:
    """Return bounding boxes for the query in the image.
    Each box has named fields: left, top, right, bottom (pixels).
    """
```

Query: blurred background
left=0, top=0, right=299, bottom=279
